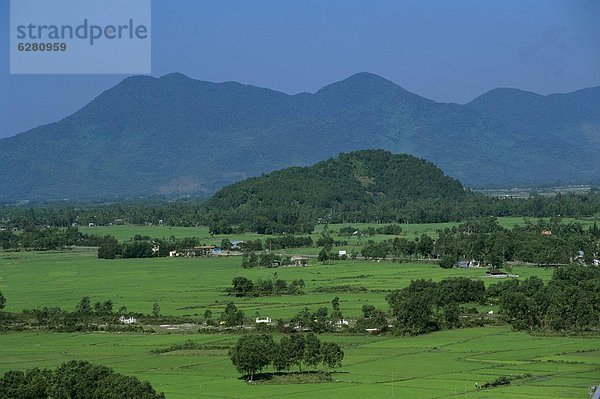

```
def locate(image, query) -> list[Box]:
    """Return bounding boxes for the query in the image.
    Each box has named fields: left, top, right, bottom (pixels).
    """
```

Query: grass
left=1, top=221, right=598, bottom=398
left=0, top=248, right=554, bottom=319
left=0, top=327, right=597, bottom=398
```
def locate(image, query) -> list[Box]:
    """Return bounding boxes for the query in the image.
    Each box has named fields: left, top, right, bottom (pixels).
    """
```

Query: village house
left=119, top=316, right=137, bottom=324
left=170, top=246, right=216, bottom=257
left=290, top=256, right=309, bottom=267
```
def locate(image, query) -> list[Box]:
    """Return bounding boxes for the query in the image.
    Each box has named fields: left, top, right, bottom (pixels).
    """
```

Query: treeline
left=229, top=333, right=344, bottom=381
left=228, top=277, right=305, bottom=297
left=338, top=224, right=403, bottom=236
left=494, top=265, right=600, bottom=331
left=435, top=217, right=599, bottom=266
left=204, top=191, right=600, bottom=234
left=223, top=235, right=313, bottom=251
left=356, top=217, right=600, bottom=266
left=0, top=226, right=104, bottom=251
left=5, top=295, right=164, bottom=332
left=98, top=235, right=201, bottom=259
left=0, top=361, right=164, bottom=399
left=386, top=277, right=486, bottom=335
left=4, top=188, right=600, bottom=235
left=385, top=265, right=600, bottom=335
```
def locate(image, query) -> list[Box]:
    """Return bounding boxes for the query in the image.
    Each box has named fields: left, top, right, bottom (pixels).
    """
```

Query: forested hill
left=205, top=150, right=467, bottom=232
left=1, top=72, right=600, bottom=200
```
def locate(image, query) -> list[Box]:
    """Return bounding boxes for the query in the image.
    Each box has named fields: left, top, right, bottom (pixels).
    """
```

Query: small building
left=88, top=223, right=95, bottom=227
left=541, top=230, right=552, bottom=236
left=255, top=317, right=272, bottom=324
left=290, top=256, right=309, bottom=267
left=455, top=259, right=480, bottom=268
left=338, top=250, right=347, bottom=258
left=231, top=240, right=244, bottom=250
left=486, top=269, right=508, bottom=278
left=119, top=316, right=137, bottom=324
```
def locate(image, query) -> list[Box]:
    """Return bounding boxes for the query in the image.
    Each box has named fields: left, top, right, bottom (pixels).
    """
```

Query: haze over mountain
left=1, top=72, right=599, bottom=200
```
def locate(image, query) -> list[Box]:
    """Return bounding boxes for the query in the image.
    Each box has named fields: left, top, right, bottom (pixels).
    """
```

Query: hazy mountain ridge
left=0, top=72, right=598, bottom=200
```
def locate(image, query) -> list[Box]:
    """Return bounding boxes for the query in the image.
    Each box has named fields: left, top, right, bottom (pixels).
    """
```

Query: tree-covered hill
left=205, top=150, right=467, bottom=232
left=1, top=72, right=599, bottom=200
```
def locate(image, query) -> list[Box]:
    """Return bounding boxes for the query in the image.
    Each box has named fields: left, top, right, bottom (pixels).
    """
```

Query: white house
left=119, top=316, right=137, bottom=324
left=255, top=317, right=272, bottom=324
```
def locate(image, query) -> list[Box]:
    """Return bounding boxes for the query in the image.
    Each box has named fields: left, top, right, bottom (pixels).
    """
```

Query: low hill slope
left=206, top=150, right=467, bottom=232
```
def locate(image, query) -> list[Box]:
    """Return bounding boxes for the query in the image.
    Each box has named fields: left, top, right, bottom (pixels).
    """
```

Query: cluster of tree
left=0, top=360, right=165, bottom=399
left=354, top=218, right=600, bottom=266
left=6, top=186, right=600, bottom=235
left=361, top=234, right=435, bottom=259
left=98, top=235, right=199, bottom=259
left=289, top=297, right=345, bottom=333
left=219, top=302, right=245, bottom=327
left=229, top=276, right=305, bottom=297
left=386, top=277, right=486, bottom=335
left=241, top=252, right=290, bottom=268
left=14, top=296, right=163, bottom=332
left=316, top=228, right=349, bottom=262
left=353, top=304, right=389, bottom=332
left=0, top=226, right=104, bottom=251
left=229, top=333, right=344, bottom=381
left=223, top=236, right=313, bottom=251
left=204, top=173, right=600, bottom=234
left=338, top=224, right=403, bottom=236
left=435, top=217, right=599, bottom=267
left=491, top=265, right=600, bottom=332
left=0, top=198, right=209, bottom=229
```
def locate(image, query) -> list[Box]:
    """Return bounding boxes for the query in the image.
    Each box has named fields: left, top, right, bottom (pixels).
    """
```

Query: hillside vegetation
left=206, top=150, right=467, bottom=232
left=1, top=72, right=600, bottom=199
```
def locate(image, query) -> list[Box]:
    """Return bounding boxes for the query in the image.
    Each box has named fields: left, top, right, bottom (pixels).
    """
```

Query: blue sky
left=1, top=0, right=599, bottom=138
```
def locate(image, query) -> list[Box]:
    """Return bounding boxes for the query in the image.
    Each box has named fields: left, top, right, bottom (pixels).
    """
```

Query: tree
left=287, top=334, right=306, bottom=371
left=273, top=336, right=294, bottom=372
left=97, top=236, right=120, bottom=259
left=318, top=247, right=330, bottom=262
left=220, top=238, right=233, bottom=251
left=0, top=361, right=165, bottom=399
left=229, top=334, right=275, bottom=381
left=321, top=342, right=344, bottom=369
left=439, top=255, right=456, bottom=269
left=76, top=297, right=92, bottom=315
left=303, top=333, right=322, bottom=368
left=152, top=303, right=160, bottom=317
left=331, top=296, right=343, bottom=321
left=222, top=302, right=244, bottom=327
left=0, top=291, right=5, bottom=311
left=416, top=234, right=434, bottom=257
left=231, top=277, right=254, bottom=297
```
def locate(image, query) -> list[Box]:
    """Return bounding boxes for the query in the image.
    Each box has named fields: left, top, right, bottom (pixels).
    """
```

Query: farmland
left=0, top=327, right=597, bottom=398
left=0, top=248, right=554, bottom=318
left=0, top=220, right=599, bottom=398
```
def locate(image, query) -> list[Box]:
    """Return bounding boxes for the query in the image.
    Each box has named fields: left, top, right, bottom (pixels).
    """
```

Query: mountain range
left=1, top=72, right=599, bottom=200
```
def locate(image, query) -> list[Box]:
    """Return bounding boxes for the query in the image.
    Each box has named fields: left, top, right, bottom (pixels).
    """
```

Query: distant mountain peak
left=1, top=72, right=599, bottom=200
left=159, top=72, right=193, bottom=81
left=317, top=72, right=401, bottom=94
